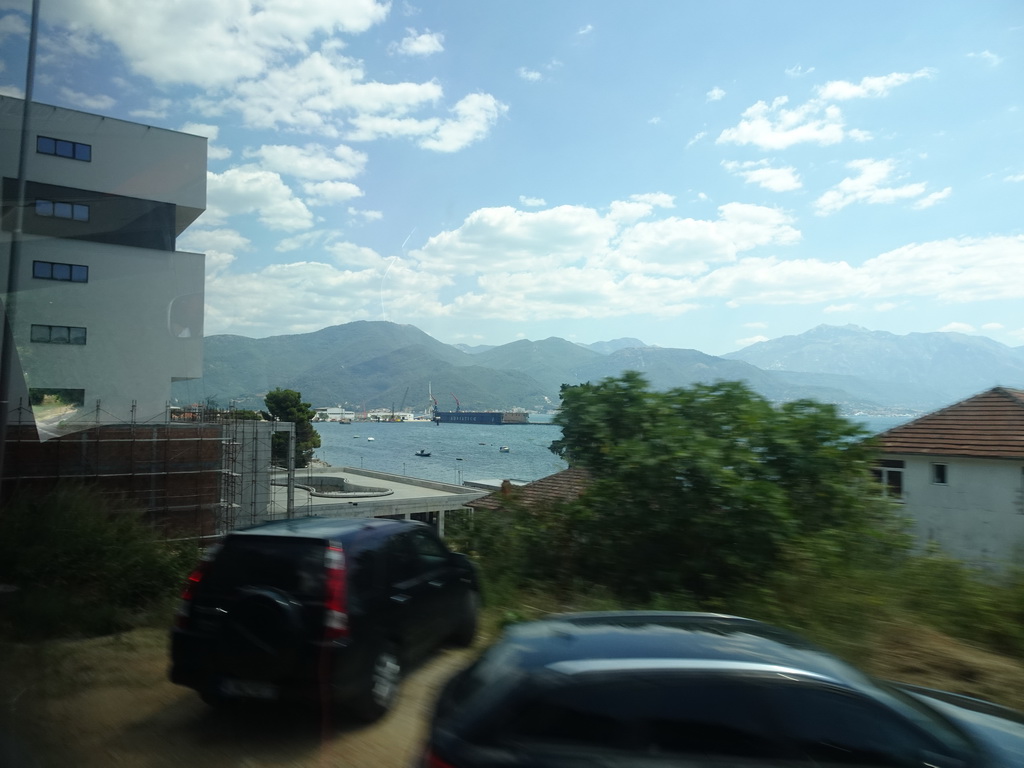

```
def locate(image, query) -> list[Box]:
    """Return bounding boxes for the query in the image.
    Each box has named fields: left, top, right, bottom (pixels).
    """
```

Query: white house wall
left=892, top=453, right=1024, bottom=565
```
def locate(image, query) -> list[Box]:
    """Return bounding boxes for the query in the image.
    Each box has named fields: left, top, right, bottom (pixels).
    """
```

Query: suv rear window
left=202, top=536, right=326, bottom=601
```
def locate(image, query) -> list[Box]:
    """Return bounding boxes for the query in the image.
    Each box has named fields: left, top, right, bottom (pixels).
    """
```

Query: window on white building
left=30, top=324, right=87, bottom=345
left=34, top=198, right=90, bottom=222
left=872, top=459, right=904, bottom=500
left=932, top=463, right=948, bottom=485
left=36, top=135, right=92, bottom=162
left=33, top=260, right=89, bottom=282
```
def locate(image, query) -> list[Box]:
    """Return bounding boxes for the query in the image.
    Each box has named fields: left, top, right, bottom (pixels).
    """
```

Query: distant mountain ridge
left=170, top=321, right=1024, bottom=418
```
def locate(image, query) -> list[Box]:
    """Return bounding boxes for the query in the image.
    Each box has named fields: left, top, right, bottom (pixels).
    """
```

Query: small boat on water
left=415, top=449, right=431, bottom=457
left=367, top=437, right=375, bottom=441
left=499, top=446, right=510, bottom=453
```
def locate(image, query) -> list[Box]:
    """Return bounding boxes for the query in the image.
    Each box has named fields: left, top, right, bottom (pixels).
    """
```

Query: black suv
left=170, top=516, right=479, bottom=721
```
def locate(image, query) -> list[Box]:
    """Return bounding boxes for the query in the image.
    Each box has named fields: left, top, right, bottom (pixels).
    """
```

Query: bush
left=0, top=485, right=200, bottom=640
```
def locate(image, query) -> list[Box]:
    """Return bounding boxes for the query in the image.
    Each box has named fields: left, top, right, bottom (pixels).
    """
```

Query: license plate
left=220, top=679, right=278, bottom=700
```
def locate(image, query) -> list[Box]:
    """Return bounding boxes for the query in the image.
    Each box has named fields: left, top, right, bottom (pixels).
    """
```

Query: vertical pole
left=0, top=0, right=41, bottom=497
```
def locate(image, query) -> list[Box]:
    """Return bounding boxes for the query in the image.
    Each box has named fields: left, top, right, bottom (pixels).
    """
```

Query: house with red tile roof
left=465, top=467, right=590, bottom=511
left=875, top=386, right=1024, bottom=566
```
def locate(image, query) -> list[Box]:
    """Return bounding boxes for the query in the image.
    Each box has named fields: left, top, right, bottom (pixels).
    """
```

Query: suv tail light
left=323, top=545, right=349, bottom=640
left=174, top=543, right=220, bottom=630
left=422, top=748, right=457, bottom=768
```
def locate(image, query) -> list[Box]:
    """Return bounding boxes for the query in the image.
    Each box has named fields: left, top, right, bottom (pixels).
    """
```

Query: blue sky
left=2, top=0, right=1022, bottom=355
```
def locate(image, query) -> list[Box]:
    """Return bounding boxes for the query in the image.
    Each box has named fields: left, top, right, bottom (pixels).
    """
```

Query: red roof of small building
left=876, top=386, right=1024, bottom=459
left=466, top=467, right=590, bottom=511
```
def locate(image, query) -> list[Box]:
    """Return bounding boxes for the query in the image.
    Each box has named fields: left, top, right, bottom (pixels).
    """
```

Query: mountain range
left=170, top=322, right=1024, bottom=418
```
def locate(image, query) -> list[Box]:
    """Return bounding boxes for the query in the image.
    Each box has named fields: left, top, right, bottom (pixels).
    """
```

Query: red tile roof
left=876, top=387, right=1024, bottom=459
left=465, top=467, right=590, bottom=510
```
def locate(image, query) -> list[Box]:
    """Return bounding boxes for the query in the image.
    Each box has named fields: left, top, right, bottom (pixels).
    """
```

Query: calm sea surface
left=313, top=414, right=907, bottom=486
left=313, top=419, right=568, bottom=485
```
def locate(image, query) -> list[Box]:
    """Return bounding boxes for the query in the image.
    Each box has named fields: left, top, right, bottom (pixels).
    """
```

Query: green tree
left=550, top=373, right=898, bottom=600
left=263, top=388, right=321, bottom=468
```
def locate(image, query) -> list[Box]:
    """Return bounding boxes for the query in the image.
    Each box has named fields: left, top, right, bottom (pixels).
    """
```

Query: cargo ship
left=433, top=410, right=529, bottom=425
left=430, top=388, right=529, bottom=425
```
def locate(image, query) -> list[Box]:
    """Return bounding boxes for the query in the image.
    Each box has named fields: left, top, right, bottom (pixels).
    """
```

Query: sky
left=1, top=0, right=1022, bottom=355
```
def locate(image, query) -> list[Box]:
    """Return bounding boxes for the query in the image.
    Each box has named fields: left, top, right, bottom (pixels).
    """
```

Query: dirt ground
left=0, top=628, right=477, bottom=768
left=3, top=620, right=1024, bottom=768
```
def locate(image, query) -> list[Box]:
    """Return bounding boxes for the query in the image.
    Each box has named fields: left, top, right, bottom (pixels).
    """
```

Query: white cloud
left=686, top=131, right=706, bottom=148
left=178, top=227, right=251, bottom=277
left=58, top=87, right=115, bottom=111
left=0, top=12, right=29, bottom=38
left=40, top=0, right=391, bottom=90
left=968, top=50, right=1002, bottom=67
left=303, top=180, right=364, bottom=205
left=706, top=86, right=726, bottom=102
left=939, top=322, right=975, bottom=333
left=722, top=160, right=802, bottom=192
left=717, top=96, right=845, bottom=150
left=418, top=92, right=508, bottom=152
left=859, top=236, right=1024, bottom=303
left=180, top=121, right=233, bottom=160
left=519, top=195, right=546, bottom=207
left=1005, top=173, right=1024, bottom=183
left=248, top=143, right=368, bottom=180
left=813, top=158, right=930, bottom=215
left=206, top=166, right=314, bottom=231
left=390, top=28, right=444, bottom=56
left=578, top=24, right=593, bottom=35
left=130, top=98, right=172, bottom=119
left=720, top=70, right=932, bottom=151
left=785, top=65, right=814, bottom=77
left=911, top=186, right=952, bottom=209
left=815, top=68, right=935, bottom=100
left=518, top=67, right=542, bottom=82
left=206, top=46, right=445, bottom=135
left=982, top=322, right=1004, bottom=331
left=824, top=303, right=856, bottom=313
left=348, top=207, right=383, bottom=221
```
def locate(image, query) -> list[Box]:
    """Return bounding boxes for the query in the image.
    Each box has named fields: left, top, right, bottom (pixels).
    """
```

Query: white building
left=1, top=96, right=206, bottom=438
left=876, top=387, right=1024, bottom=567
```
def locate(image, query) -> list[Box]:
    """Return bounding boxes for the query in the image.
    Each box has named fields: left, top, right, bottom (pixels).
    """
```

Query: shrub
left=0, top=484, right=199, bottom=640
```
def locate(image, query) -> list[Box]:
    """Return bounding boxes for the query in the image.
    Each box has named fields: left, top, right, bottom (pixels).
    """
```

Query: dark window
left=932, top=463, right=948, bottom=485
left=764, top=684, right=957, bottom=767
left=409, top=528, right=450, bottom=569
left=202, top=537, right=325, bottom=601
left=34, top=199, right=90, bottom=222
left=36, top=135, right=91, bottom=162
left=872, top=460, right=905, bottom=500
left=32, top=260, right=89, bottom=282
left=29, top=324, right=87, bottom=345
left=503, top=676, right=792, bottom=760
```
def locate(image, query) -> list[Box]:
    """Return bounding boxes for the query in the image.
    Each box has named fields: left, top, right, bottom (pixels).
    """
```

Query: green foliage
left=263, top=387, right=321, bottom=468
left=549, top=374, right=894, bottom=599
left=0, top=485, right=200, bottom=640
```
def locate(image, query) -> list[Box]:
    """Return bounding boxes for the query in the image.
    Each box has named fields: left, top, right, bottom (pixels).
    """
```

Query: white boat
left=367, top=437, right=375, bottom=441
left=499, top=446, right=510, bottom=453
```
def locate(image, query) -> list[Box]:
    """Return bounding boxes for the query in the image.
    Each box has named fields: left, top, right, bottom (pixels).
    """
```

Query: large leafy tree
left=263, top=388, right=321, bottom=468
left=550, top=373, right=895, bottom=599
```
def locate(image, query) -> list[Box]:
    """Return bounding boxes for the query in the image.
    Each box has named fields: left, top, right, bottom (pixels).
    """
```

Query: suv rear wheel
left=449, top=590, right=480, bottom=647
left=347, top=643, right=401, bottom=722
